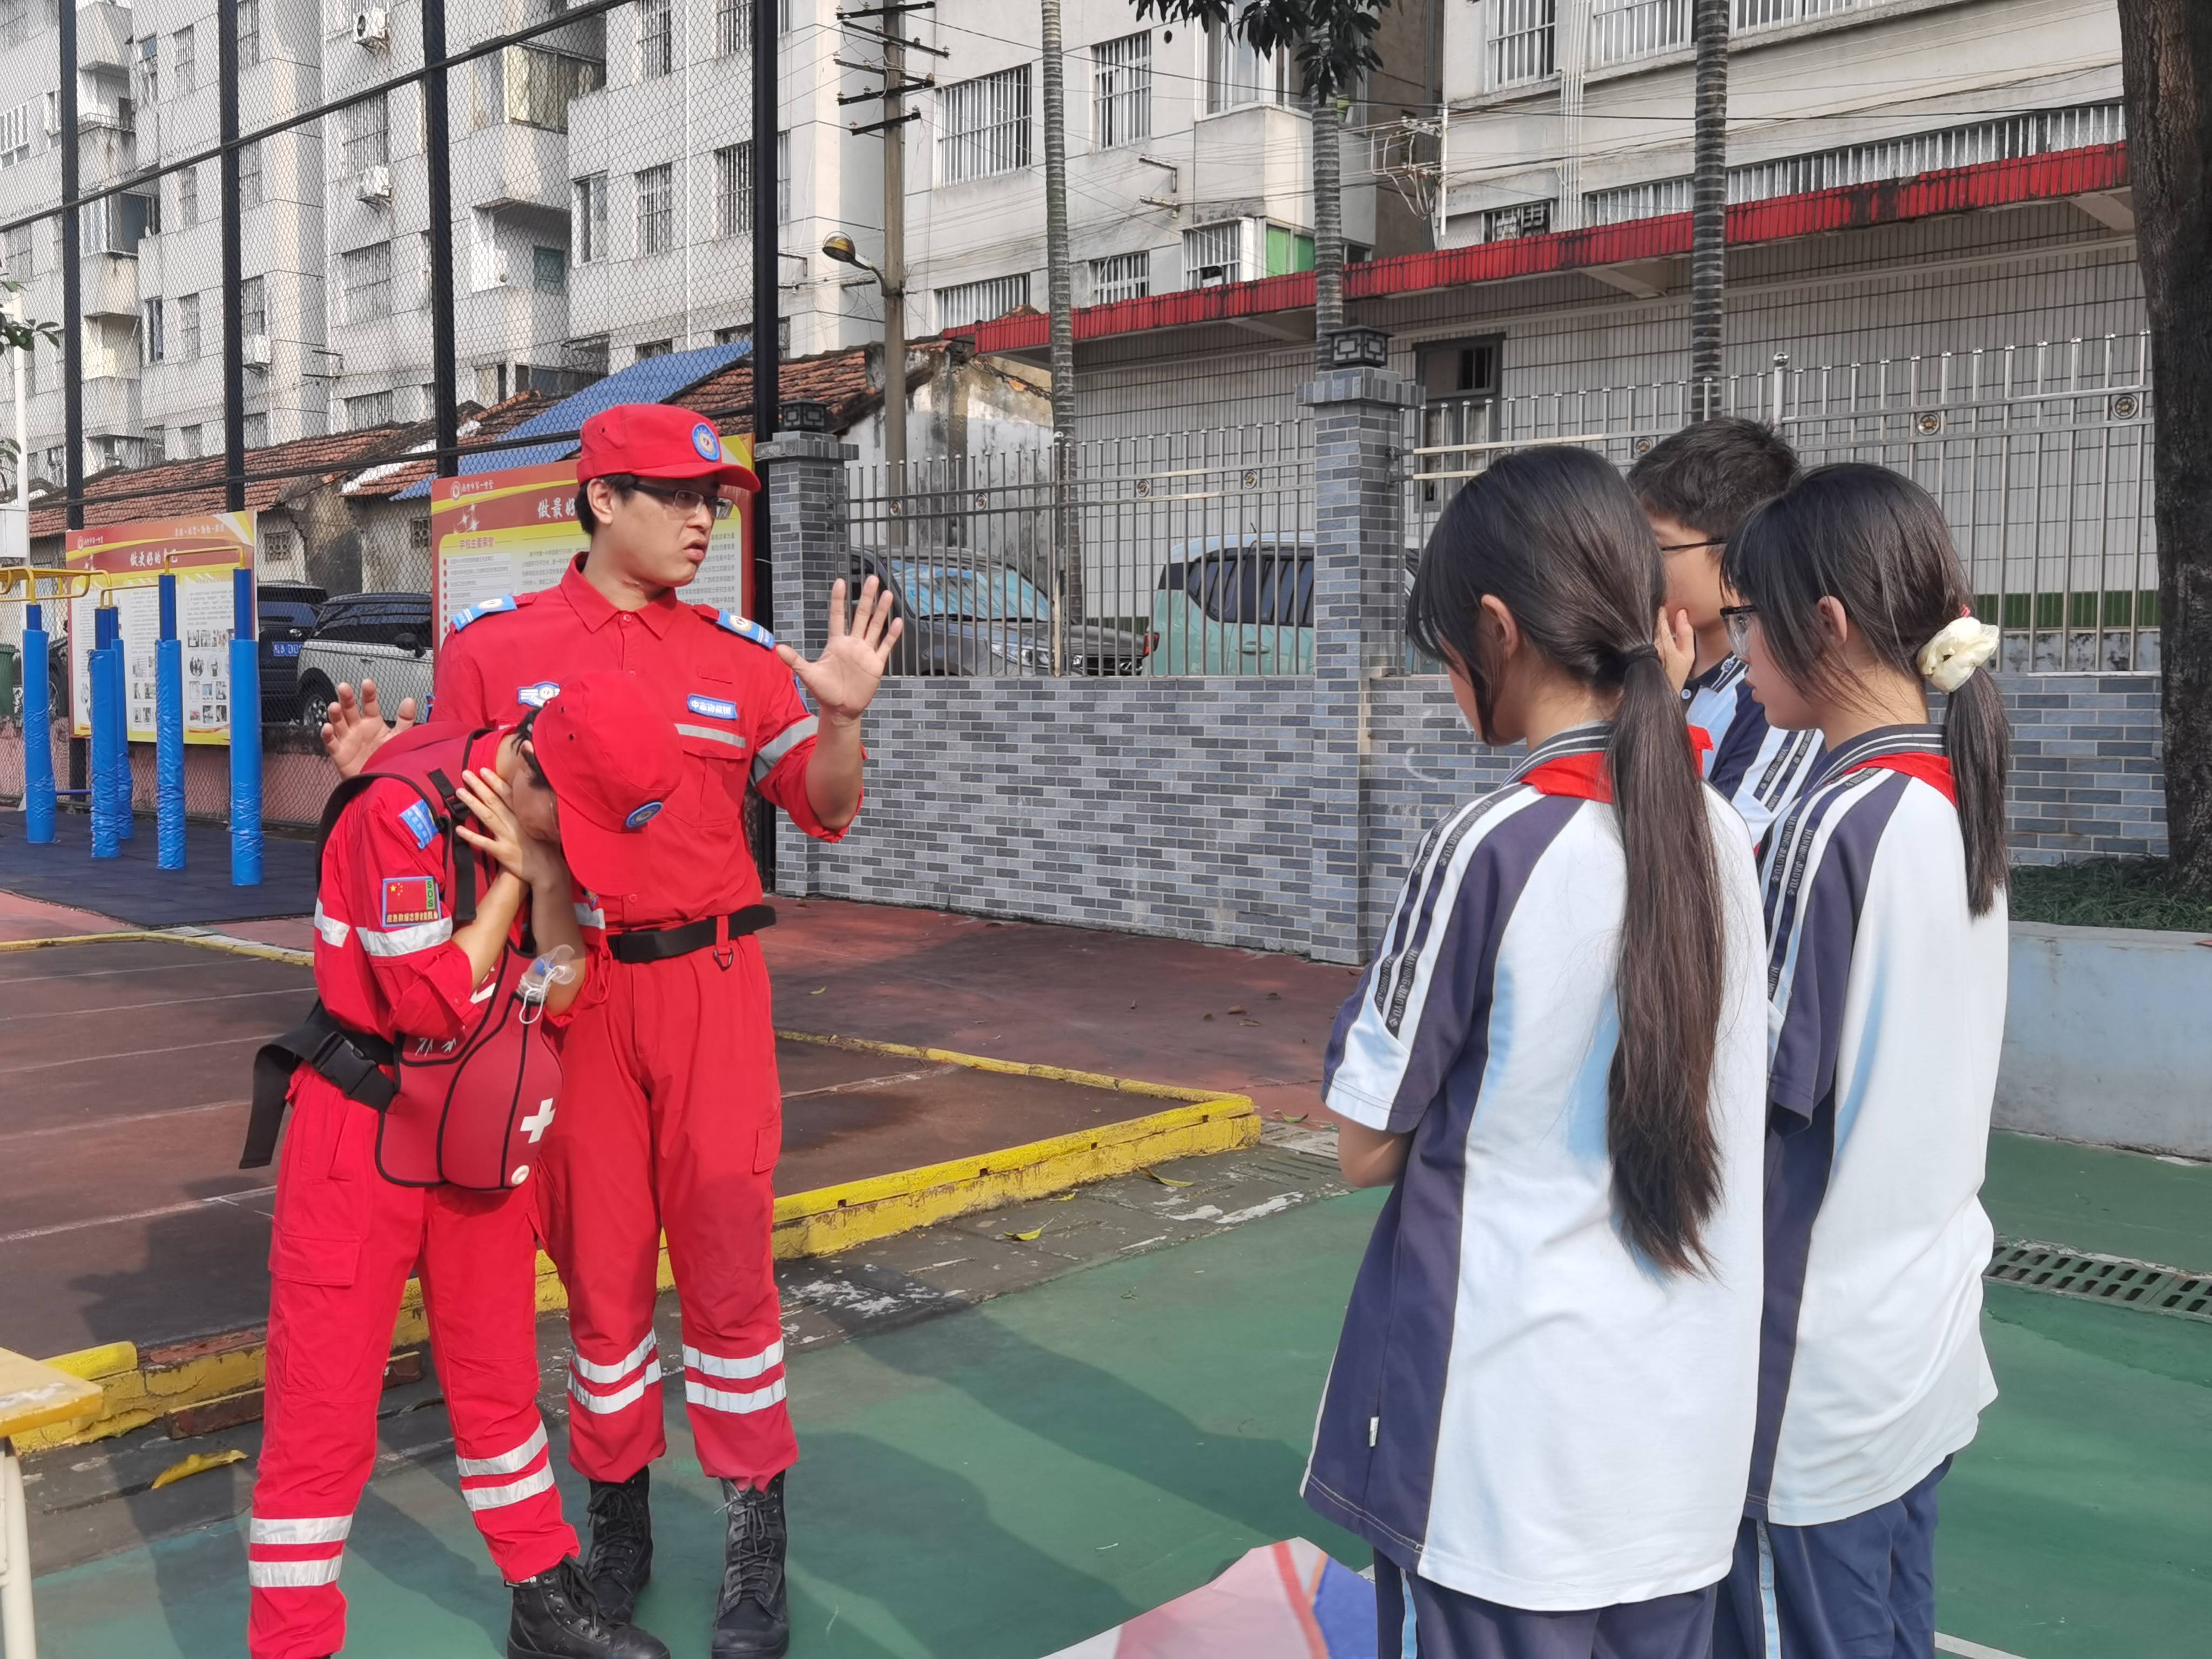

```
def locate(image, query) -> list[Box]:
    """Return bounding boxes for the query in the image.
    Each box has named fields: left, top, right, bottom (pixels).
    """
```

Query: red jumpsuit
left=248, top=742, right=578, bottom=1659
left=432, top=559, right=851, bottom=1484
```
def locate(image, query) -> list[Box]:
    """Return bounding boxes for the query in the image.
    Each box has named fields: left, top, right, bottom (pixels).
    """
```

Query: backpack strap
left=241, top=1002, right=399, bottom=1169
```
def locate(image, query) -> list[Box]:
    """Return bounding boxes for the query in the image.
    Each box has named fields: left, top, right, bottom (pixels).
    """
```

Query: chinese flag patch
left=381, top=875, right=442, bottom=927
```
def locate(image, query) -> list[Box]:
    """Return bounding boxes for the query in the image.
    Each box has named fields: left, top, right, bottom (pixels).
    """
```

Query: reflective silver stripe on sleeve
left=312, top=903, right=350, bottom=948
left=675, top=723, right=747, bottom=747
left=750, top=715, right=819, bottom=784
left=354, top=918, right=455, bottom=957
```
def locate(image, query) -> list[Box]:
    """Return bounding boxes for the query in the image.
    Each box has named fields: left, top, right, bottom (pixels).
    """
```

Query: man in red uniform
left=328, top=402, right=899, bottom=1657
left=249, top=672, right=681, bottom=1659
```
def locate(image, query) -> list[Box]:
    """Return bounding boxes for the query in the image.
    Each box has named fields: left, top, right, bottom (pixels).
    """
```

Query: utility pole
left=219, top=1, right=244, bottom=508
left=1310, top=86, right=1342, bottom=374
left=59, top=0, right=80, bottom=530
left=1041, top=0, right=1077, bottom=670
left=1689, top=0, right=1729, bottom=421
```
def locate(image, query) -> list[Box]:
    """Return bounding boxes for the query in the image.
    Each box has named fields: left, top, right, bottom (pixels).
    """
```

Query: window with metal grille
left=1736, top=0, right=1856, bottom=30
left=1591, top=0, right=1685, bottom=65
left=1583, top=177, right=1691, bottom=225
left=241, top=276, right=266, bottom=338
left=345, top=93, right=390, bottom=170
left=636, top=164, right=675, bottom=254
left=142, top=298, right=164, bottom=363
left=777, top=129, right=790, bottom=222
left=936, top=273, right=1029, bottom=330
left=1478, top=199, right=1551, bottom=241
left=343, top=243, right=393, bottom=322
left=940, top=66, right=1031, bottom=184
left=1487, top=0, right=1555, bottom=87
left=1090, top=251, right=1149, bottom=304
left=240, top=140, right=264, bottom=210
left=574, top=173, right=609, bottom=262
left=715, top=143, right=751, bottom=237
left=1091, top=32, right=1151, bottom=150
left=716, top=0, right=746, bottom=53
left=173, top=25, right=196, bottom=96
left=3, top=224, right=31, bottom=276
left=533, top=245, right=566, bottom=292
left=177, top=292, right=201, bottom=360
left=639, top=0, right=675, bottom=79
left=506, top=46, right=603, bottom=131
left=636, top=338, right=675, bottom=360
left=348, top=390, right=395, bottom=430
left=1183, top=221, right=1242, bottom=286
left=0, top=100, right=32, bottom=167
left=239, top=1, right=261, bottom=67
left=178, top=164, right=199, bottom=228
left=1203, top=23, right=1285, bottom=113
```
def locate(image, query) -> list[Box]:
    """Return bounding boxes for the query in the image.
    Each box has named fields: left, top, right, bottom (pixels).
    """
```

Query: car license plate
left=272, top=642, right=302, bottom=657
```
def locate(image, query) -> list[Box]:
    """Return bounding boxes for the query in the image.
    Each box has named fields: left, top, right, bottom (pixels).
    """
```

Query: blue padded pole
left=156, top=573, right=185, bottom=869
left=228, top=567, right=261, bottom=886
left=89, top=629, right=118, bottom=860
left=21, top=601, right=54, bottom=843
left=97, top=604, right=132, bottom=840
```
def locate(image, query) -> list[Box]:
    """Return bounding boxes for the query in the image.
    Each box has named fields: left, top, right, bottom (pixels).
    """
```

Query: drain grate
left=1986, top=1239, right=2212, bottom=1326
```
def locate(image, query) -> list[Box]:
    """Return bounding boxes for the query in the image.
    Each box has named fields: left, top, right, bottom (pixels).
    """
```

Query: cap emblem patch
left=691, top=422, right=721, bottom=460
left=516, top=682, right=562, bottom=709
left=623, top=800, right=665, bottom=831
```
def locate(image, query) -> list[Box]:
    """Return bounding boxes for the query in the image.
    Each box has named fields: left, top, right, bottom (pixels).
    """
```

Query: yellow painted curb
left=0, top=928, right=313, bottom=966
left=23, top=1028, right=1257, bottom=1452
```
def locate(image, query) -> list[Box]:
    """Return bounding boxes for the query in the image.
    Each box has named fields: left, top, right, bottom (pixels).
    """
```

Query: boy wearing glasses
left=1630, top=416, right=1819, bottom=846
left=328, top=402, right=901, bottom=1657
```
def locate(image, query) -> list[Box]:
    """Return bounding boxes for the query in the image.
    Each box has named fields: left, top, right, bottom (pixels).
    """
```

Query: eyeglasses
left=629, top=479, right=734, bottom=520
left=1720, top=603, right=1759, bottom=655
left=1657, top=538, right=1723, bottom=555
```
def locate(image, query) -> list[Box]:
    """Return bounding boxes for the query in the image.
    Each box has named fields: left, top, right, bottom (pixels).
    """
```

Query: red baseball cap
left=577, top=403, right=760, bottom=493
left=523, top=671, right=684, bottom=893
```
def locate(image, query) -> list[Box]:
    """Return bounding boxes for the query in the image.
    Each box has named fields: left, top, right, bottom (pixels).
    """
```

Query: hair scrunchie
left=1917, top=613, right=2001, bottom=692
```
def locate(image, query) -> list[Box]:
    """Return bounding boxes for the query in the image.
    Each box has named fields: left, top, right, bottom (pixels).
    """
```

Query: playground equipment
left=5, top=561, right=261, bottom=884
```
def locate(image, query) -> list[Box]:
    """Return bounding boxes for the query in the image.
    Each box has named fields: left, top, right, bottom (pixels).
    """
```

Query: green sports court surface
left=26, top=1132, right=2212, bottom=1658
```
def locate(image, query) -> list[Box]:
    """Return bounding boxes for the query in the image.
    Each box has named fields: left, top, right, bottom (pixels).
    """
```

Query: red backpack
left=243, top=725, right=563, bottom=1192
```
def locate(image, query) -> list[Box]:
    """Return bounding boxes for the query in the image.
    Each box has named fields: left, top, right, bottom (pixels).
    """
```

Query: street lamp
left=822, top=232, right=907, bottom=498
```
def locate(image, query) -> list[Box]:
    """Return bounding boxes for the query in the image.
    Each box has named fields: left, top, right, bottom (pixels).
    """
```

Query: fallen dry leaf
left=1003, top=1227, right=1043, bottom=1242
left=1226, top=1006, right=1247, bottom=1015
left=151, top=1448, right=247, bottom=1490
left=1142, top=1168, right=1193, bottom=1188
left=810, top=987, right=826, bottom=995
left=1277, top=1112, right=1309, bottom=1123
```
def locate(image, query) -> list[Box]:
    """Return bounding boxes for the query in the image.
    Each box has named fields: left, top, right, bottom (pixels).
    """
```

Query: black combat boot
left=507, top=1556, right=670, bottom=1659
left=583, top=1467, right=655, bottom=1624
left=709, top=1474, right=790, bottom=1658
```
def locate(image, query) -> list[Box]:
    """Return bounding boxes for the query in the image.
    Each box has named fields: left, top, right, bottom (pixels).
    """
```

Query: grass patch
left=2009, top=858, right=2212, bottom=933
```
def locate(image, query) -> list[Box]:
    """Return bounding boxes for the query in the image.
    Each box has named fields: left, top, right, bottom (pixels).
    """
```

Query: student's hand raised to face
left=774, top=575, right=905, bottom=726
left=1655, top=605, right=1697, bottom=696
left=454, top=767, right=565, bottom=892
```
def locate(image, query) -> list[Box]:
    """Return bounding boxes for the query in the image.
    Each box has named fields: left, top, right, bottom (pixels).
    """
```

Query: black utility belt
left=605, top=904, right=778, bottom=964
left=242, top=1002, right=399, bottom=1169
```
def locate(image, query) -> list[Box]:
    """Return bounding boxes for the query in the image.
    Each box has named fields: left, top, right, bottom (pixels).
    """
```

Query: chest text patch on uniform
left=399, top=799, right=438, bottom=850
left=517, top=681, right=562, bottom=709
left=686, top=692, right=738, bottom=720
left=381, top=875, right=442, bottom=927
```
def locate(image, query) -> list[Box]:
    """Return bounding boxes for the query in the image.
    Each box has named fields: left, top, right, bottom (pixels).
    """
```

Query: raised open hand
left=773, top=575, right=903, bottom=724
left=321, top=678, right=416, bottom=779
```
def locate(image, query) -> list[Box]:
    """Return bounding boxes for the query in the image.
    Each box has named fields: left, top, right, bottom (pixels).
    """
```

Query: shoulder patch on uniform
left=381, top=874, right=441, bottom=927
left=399, top=798, right=438, bottom=850
left=686, top=692, right=739, bottom=720
left=704, top=608, right=778, bottom=651
left=449, top=594, right=520, bottom=632
left=517, top=681, right=562, bottom=709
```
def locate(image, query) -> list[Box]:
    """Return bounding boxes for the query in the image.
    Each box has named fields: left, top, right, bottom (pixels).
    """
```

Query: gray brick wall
left=2001, top=674, right=2167, bottom=862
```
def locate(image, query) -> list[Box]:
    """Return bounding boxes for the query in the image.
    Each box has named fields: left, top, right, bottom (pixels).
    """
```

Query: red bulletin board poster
left=429, top=437, right=757, bottom=648
left=64, top=511, right=257, bottom=745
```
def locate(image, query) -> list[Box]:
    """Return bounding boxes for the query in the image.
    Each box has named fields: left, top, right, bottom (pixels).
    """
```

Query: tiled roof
left=340, top=392, right=553, bottom=499
left=685, top=342, right=937, bottom=437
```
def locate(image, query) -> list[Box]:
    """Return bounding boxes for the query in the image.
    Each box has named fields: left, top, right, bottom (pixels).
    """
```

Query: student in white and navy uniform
left=1711, top=464, right=2012, bottom=1659
left=1307, top=447, right=1771, bottom=1659
left=1628, top=417, right=1822, bottom=844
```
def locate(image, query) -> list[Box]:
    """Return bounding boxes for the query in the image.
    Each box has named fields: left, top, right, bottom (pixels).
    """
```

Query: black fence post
left=220, top=2, right=244, bottom=510
left=424, top=1, right=458, bottom=478
left=59, top=0, right=80, bottom=529
left=750, top=0, right=780, bottom=887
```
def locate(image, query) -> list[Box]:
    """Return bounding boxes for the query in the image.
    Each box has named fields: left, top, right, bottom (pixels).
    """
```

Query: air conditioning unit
left=355, top=164, right=392, bottom=204
left=352, top=8, right=390, bottom=46
left=242, top=334, right=273, bottom=367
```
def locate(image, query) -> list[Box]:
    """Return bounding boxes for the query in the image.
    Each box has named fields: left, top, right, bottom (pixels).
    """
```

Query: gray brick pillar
left=757, top=429, right=853, bottom=896
left=1301, top=366, right=1420, bottom=966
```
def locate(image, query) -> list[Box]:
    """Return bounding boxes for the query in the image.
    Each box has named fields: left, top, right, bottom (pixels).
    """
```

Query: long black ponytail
left=1724, top=464, right=2009, bottom=913
left=1406, top=448, right=1727, bottom=1274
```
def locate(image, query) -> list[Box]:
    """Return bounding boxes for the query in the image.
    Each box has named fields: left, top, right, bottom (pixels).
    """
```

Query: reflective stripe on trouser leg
left=534, top=971, right=674, bottom=1483
left=421, top=1182, right=581, bottom=1583
left=1756, top=1519, right=1783, bottom=1659
left=653, top=947, right=797, bottom=1480
left=248, top=1079, right=420, bottom=1659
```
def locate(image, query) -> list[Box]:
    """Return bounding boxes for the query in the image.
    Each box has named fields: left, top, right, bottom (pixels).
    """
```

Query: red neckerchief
left=1846, top=751, right=1957, bottom=804
left=1521, top=726, right=1714, bottom=805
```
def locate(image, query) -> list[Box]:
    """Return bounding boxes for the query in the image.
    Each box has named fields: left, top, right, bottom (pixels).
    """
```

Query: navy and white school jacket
left=1749, top=725, right=2006, bottom=1528
left=1304, top=725, right=1769, bottom=1611
left=1685, top=656, right=1823, bottom=846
